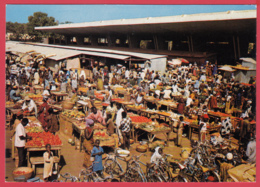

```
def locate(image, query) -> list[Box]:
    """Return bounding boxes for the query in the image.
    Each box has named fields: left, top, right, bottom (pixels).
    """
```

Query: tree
left=6, top=21, right=27, bottom=40
left=27, top=12, right=58, bottom=41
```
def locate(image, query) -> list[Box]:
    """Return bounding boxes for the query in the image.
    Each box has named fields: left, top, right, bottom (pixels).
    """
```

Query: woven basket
left=62, top=101, right=74, bottom=110
left=136, top=145, right=148, bottom=153
left=13, top=167, right=33, bottom=180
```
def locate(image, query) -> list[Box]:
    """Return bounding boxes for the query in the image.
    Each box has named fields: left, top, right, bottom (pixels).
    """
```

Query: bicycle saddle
left=146, top=163, right=155, bottom=168
left=123, top=156, right=132, bottom=162
left=199, top=165, right=209, bottom=173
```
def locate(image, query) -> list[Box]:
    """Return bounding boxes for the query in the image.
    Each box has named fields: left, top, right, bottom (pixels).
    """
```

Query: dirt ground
left=5, top=127, right=196, bottom=182
left=5, top=126, right=238, bottom=182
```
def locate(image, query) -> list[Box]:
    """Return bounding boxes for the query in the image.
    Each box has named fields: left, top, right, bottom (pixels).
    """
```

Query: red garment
left=38, top=102, right=50, bottom=129
left=177, top=103, right=185, bottom=114
left=209, top=96, right=218, bottom=109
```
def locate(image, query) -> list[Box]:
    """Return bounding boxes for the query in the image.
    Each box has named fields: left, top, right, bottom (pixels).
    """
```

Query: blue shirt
left=91, top=146, right=104, bottom=172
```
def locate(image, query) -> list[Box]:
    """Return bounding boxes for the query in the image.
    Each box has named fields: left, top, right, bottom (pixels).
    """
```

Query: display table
left=51, top=91, right=68, bottom=102
left=72, top=121, right=86, bottom=152
left=156, top=100, right=178, bottom=111
left=25, top=145, right=62, bottom=168
left=33, top=85, right=44, bottom=94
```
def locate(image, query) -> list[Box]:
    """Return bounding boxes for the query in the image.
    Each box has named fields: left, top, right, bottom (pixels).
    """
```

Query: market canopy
left=218, top=65, right=236, bottom=72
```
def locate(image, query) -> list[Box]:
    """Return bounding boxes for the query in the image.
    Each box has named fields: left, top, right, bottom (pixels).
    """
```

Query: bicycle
left=58, top=172, right=80, bottom=182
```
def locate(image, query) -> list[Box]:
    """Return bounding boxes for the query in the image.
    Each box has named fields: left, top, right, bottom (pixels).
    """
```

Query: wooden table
left=185, top=123, right=222, bottom=140
left=134, top=126, right=171, bottom=146
left=156, top=100, right=177, bottom=111
left=25, top=145, right=62, bottom=168
left=76, top=100, right=89, bottom=113
left=33, top=85, right=44, bottom=94
left=72, top=121, right=86, bottom=152
left=51, top=91, right=68, bottom=102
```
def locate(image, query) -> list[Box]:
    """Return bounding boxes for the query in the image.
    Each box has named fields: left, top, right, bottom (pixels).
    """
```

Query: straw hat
left=24, top=96, right=30, bottom=101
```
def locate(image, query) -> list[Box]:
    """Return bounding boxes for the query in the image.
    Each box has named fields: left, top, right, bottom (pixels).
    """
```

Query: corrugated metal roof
left=6, top=41, right=130, bottom=61
left=25, top=42, right=167, bottom=60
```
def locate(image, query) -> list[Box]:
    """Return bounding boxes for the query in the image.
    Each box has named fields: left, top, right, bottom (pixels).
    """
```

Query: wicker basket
left=136, top=145, right=148, bottom=153
left=62, top=101, right=74, bottom=110
left=13, top=167, right=33, bottom=180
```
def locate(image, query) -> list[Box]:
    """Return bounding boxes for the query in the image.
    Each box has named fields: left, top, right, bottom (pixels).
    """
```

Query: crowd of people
left=6, top=56, right=256, bottom=181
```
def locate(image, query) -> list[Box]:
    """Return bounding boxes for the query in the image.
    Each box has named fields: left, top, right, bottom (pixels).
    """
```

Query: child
left=43, top=144, right=54, bottom=182
left=151, top=147, right=163, bottom=165
left=91, top=140, right=104, bottom=177
left=176, top=116, right=184, bottom=147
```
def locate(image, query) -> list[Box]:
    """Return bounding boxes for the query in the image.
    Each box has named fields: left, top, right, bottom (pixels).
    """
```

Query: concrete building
left=35, top=10, right=256, bottom=65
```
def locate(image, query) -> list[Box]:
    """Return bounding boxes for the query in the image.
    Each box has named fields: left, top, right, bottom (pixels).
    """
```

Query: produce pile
left=138, top=122, right=171, bottom=132
left=26, top=132, right=62, bottom=147
left=129, top=116, right=152, bottom=123
left=28, top=94, right=43, bottom=102
left=111, top=98, right=124, bottom=102
left=95, top=92, right=104, bottom=100
left=62, top=110, right=85, bottom=119
left=208, top=111, right=231, bottom=117
left=93, top=129, right=110, bottom=140
left=25, top=122, right=43, bottom=133
left=13, top=171, right=30, bottom=175
left=128, top=105, right=146, bottom=110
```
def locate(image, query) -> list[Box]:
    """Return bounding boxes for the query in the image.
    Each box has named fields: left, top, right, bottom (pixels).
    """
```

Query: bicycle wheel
left=146, top=173, right=163, bottom=182
left=79, top=170, right=88, bottom=182
left=131, top=170, right=146, bottom=182
left=172, top=175, right=189, bottom=182
left=104, top=158, right=123, bottom=177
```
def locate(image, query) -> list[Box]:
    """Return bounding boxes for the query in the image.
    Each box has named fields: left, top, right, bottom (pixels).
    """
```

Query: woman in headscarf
left=34, top=71, right=40, bottom=85
left=38, top=97, right=51, bottom=131
left=151, top=147, right=163, bottom=165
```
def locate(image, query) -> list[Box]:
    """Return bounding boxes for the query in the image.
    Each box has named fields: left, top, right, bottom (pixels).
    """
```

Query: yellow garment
left=83, top=139, right=94, bottom=168
left=43, top=151, right=54, bottom=179
left=220, top=162, right=234, bottom=182
left=97, top=78, right=103, bottom=90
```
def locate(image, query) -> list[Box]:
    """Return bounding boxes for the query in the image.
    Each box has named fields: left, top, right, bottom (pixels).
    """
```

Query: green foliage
left=6, top=22, right=27, bottom=40
left=27, top=12, right=58, bottom=41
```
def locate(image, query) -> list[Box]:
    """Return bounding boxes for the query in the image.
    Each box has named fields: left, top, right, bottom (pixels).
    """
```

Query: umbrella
left=218, top=65, right=236, bottom=72
left=177, top=58, right=189, bottom=64
left=168, top=59, right=182, bottom=66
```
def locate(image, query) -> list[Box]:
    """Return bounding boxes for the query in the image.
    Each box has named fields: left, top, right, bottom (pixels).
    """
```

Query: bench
left=30, top=156, right=60, bottom=175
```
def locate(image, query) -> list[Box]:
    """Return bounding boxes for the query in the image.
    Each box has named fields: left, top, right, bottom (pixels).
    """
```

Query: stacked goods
left=208, top=111, right=231, bottom=117
left=129, top=116, right=152, bottom=123
left=26, top=132, right=62, bottom=147
left=93, top=129, right=109, bottom=140
left=78, top=87, right=88, bottom=93
left=25, top=122, right=43, bottom=133
left=112, top=98, right=124, bottom=102
left=157, top=111, right=171, bottom=116
left=128, top=105, right=146, bottom=110
left=95, top=92, right=104, bottom=100
left=138, top=122, right=170, bottom=132
left=6, top=101, right=14, bottom=106
left=62, top=110, right=85, bottom=119
left=28, top=94, right=43, bottom=102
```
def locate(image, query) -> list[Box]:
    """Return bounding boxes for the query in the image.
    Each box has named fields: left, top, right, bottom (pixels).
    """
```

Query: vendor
left=85, top=107, right=105, bottom=127
left=15, top=118, right=32, bottom=167
left=46, top=108, right=59, bottom=134
left=22, top=96, right=37, bottom=117
left=199, top=114, right=209, bottom=142
left=10, top=85, right=21, bottom=102
left=176, top=116, right=184, bottom=147
left=38, top=97, right=51, bottom=130
left=135, top=90, right=144, bottom=106
left=119, top=112, right=132, bottom=150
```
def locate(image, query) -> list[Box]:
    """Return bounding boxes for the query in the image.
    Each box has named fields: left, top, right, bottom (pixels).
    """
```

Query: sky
left=6, top=5, right=256, bottom=24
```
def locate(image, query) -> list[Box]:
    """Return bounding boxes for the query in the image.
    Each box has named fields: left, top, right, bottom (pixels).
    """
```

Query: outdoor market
left=5, top=43, right=256, bottom=182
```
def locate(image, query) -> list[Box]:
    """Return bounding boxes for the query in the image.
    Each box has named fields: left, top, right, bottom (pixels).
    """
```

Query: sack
left=90, top=157, right=94, bottom=162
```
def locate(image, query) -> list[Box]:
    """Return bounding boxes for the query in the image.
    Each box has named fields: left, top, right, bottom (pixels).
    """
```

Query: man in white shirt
left=186, top=95, right=193, bottom=107
left=125, top=69, right=130, bottom=79
left=15, top=118, right=31, bottom=167
left=115, top=103, right=124, bottom=138
left=22, top=96, right=38, bottom=117
left=163, top=87, right=172, bottom=99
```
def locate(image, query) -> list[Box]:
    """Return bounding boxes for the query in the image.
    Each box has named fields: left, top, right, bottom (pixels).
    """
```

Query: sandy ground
left=5, top=126, right=197, bottom=182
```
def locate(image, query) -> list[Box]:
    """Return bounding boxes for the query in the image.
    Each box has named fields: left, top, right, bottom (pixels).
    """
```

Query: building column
left=107, top=35, right=116, bottom=47
left=90, top=35, right=98, bottom=46
left=76, top=36, right=84, bottom=45
left=127, top=35, right=139, bottom=48
left=65, top=36, right=71, bottom=45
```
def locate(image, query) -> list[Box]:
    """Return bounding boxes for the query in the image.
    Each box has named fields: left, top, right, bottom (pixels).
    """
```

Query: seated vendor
left=85, top=107, right=105, bottom=127
left=135, top=90, right=144, bottom=106
left=22, top=96, right=37, bottom=117
left=10, top=85, right=21, bottom=102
